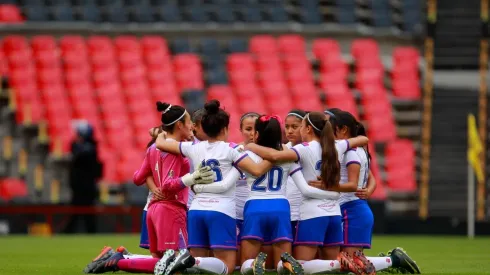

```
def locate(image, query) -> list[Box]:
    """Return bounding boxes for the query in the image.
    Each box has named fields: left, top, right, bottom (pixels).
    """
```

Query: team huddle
left=83, top=99, right=421, bottom=275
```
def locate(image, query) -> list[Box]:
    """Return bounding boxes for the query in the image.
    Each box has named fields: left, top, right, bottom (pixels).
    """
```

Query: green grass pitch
left=0, top=235, right=488, bottom=274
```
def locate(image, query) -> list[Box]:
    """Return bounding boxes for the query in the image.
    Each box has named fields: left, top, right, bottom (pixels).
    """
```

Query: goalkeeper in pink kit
left=83, top=102, right=215, bottom=274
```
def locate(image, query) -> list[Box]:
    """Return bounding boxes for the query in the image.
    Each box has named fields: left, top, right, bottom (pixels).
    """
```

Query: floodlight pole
left=467, top=163, right=475, bottom=239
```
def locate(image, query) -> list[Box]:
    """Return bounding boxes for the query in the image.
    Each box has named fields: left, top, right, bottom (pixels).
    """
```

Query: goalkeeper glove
left=181, top=163, right=215, bottom=186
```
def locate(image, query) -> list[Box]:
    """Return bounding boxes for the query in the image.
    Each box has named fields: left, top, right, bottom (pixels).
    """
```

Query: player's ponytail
left=320, top=119, right=340, bottom=190
left=255, top=115, right=282, bottom=150
left=156, top=101, right=187, bottom=133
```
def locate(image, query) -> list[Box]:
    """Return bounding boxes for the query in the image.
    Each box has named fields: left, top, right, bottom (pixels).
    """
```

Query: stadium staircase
left=428, top=87, right=478, bottom=218
left=433, top=1, right=481, bottom=70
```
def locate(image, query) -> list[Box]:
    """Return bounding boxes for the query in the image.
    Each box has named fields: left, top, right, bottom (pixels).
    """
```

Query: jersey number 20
left=201, top=159, right=222, bottom=182
left=251, top=167, right=283, bottom=192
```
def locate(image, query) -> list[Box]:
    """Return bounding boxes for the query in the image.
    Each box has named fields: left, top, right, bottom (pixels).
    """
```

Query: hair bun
left=156, top=101, right=170, bottom=112
left=204, top=99, right=220, bottom=114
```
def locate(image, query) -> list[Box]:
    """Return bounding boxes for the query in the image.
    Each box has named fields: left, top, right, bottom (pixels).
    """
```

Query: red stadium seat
left=3, top=35, right=29, bottom=53
left=268, top=96, right=293, bottom=114
left=391, top=80, right=421, bottom=99
left=255, top=56, right=282, bottom=72
left=312, top=39, right=341, bottom=60
left=351, top=39, right=379, bottom=60
left=250, top=35, right=278, bottom=56
left=141, top=36, right=169, bottom=55
left=227, top=53, right=255, bottom=72
left=365, top=117, right=397, bottom=142
left=16, top=101, right=44, bottom=124
left=60, top=35, right=86, bottom=53
left=294, top=96, right=323, bottom=112
left=239, top=96, right=267, bottom=114
left=31, top=35, right=57, bottom=53
left=0, top=5, right=23, bottom=23
left=278, top=35, right=306, bottom=55
left=87, top=36, right=114, bottom=53
left=0, top=178, right=27, bottom=201
left=393, top=47, right=419, bottom=66
left=114, top=35, right=141, bottom=53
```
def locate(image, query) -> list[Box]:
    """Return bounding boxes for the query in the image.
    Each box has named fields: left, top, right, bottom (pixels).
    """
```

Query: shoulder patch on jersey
left=229, top=142, right=239, bottom=148
left=301, top=142, right=309, bottom=146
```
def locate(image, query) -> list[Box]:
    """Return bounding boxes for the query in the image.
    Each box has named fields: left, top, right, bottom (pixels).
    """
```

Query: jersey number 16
left=201, top=159, right=222, bottom=182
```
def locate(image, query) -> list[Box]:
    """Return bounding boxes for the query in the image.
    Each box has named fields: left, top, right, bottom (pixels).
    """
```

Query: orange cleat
left=92, top=246, right=114, bottom=262
left=352, top=250, right=376, bottom=275
left=338, top=251, right=364, bottom=275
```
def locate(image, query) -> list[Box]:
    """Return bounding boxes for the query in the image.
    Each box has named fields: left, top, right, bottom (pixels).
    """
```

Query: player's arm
left=331, top=153, right=360, bottom=192
left=146, top=175, right=165, bottom=201
left=237, top=156, right=273, bottom=177
left=346, top=136, right=369, bottom=150
left=155, top=132, right=181, bottom=155
left=290, top=168, right=340, bottom=200
left=356, top=170, right=376, bottom=199
left=160, top=160, right=192, bottom=192
left=133, top=150, right=152, bottom=186
left=192, top=168, right=242, bottom=194
left=245, top=143, right=298, bottom=162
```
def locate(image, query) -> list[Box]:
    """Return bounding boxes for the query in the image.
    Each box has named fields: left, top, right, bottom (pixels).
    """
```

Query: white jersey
left=291, top=140, right=348, bottom=219
left=143, top=191, right=153, bottom=211
left=180, top=140, right=246, bottom=218
left=187, top=137, right=201, bottom=209
left=285, top=142, right=302, bottom=221
left=245, top=151, right=297, bottom=201
left=338, top=145, right=362, bottom=206
left=339, top=147, right=369, bottom=205
left=236, top=174, right=248, bottom=220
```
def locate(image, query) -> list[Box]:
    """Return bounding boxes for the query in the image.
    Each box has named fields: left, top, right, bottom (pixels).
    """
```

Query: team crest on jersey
left=168, top=170, right=174, bottom=178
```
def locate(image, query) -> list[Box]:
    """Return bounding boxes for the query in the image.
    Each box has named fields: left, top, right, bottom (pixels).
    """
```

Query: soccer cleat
left=280, top=252, right=304, bottom=275
left=116, top=246, right=132, bottom=256
left=338, top=251, right=364, bottom=275
left=388, top=248, right=421, bottom=274
left=89, top=251, right=124, bottom=274
left=83, top=246, right=115, bottom=273
left=353, top=250, right=376, bottom=275
left=164, top=249, right=195, bottom=275
left=154, top=249, right=176, bottom=275
left=252, top=252, right=267, bottom=275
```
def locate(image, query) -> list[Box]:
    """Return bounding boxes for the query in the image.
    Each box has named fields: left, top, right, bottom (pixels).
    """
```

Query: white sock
left=302, top=259, right=341, bottom=274
left=366, top=256, right=392, bottom=271
left=277, top=260, right=284, bottom=274
left=240, top=259, right=254, bottom=275
left=195, top=257, right=228, bottom=274
left=122, top=254, right=153, bottom=259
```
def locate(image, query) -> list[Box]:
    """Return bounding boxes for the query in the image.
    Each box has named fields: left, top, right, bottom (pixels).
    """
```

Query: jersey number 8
left=201, top=159, right=222, bottom=182
left=251, top=167, right=283, bottom=192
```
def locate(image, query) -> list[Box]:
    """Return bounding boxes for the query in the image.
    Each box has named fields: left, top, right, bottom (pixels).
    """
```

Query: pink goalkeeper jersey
left=133, top=139, right=190, bottom=209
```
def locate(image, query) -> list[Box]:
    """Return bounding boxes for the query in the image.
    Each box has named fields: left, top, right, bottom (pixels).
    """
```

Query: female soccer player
left=244, top=112, right=369, bottom=275
left=283, top=109, right=307, bottom=238
left=236, top=112, right=260, bottom=270
left=153, top=100, right=273, bottom=275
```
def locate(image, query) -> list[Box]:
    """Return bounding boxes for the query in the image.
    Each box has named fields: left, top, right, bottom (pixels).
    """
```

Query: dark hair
left=240, top=112, right=260, bottom=129
left=201, top=100, right=230, bottom=138
left=146, top=126, right=162, bottom=148
left=255, top=116, right=283, bottom=150
left=356, top=122, right=371, bottom=169
left=192, top=108, right=206, bottom=124
left=286, top=109, right=306, bottom=121
left=156, top=101, right=187, bottom=134
left=329, top=110, right=358, bottom=138
left=305, top=112, right=340, bottom=190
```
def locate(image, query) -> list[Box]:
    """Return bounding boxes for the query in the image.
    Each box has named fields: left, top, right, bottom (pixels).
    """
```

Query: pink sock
left=117, top=258, right=159, bottom=274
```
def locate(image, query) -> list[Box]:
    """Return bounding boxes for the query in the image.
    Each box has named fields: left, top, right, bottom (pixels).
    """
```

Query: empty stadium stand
left=0, top=33, right=421, bottom=208
left=0, top=0, right=422, bottom=34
